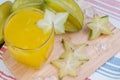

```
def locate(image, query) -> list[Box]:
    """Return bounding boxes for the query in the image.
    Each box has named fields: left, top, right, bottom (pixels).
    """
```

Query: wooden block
left=3, top=22, right=120, bottom=80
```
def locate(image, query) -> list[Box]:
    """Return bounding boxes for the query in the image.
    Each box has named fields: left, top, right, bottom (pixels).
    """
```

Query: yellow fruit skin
left=45, top=0, right=84, bottom=32
left=0, top=1, right=12, bottom=45
left=12, top=0, right=44, bottom=11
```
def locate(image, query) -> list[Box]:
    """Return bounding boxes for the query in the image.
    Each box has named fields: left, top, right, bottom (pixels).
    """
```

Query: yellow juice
left=4, top=9, right=54, bottom=68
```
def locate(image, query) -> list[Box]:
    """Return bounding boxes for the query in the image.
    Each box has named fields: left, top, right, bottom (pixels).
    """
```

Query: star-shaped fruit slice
left=87, top=15, right=112, bottom=40
left=51, top=51, right=83, bottom=79
left=61, top=39, right=89, bottom=61
left=37, top=9, right=68, bottom=34
left=51, top=39, right=89, bottom=79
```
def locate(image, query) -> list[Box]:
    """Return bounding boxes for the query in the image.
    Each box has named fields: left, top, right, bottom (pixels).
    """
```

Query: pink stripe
left=0, top=45, right=6, bottom=55
left=0, top=50, right=3, bottom=55
left=88, top=3, right=120, bottom=19
left=0, top=71, right=16, bottom=80
left=95, top=9, right=120, bottom=21
left=85, top=77, right=91, bottom=80
left=0, top=75, right=7, bottom=80
left=1, top=47, right=7, bottom=53
left=101, top=0, right=120, bottom=8
left=0, top=55, right=2, bottom=60
left=0, top=45, right=7, bottom=55
left=86, top=0, right=120, bottom=15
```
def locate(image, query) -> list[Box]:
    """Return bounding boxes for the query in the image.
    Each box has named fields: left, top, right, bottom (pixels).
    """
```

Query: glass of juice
left=3, top=8, right=54, bottom=68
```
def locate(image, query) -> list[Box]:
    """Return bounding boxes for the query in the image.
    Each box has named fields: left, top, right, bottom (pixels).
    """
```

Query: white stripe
left=116, top=0, right=120, bottom=2
left=106, top=62, right=120, bottom=68
left=95, top=9, right=120, bottom=20
left=96, top=9, right=120, bottom=21
left=90, top=72, right=120, bottom=80
left=0, top=50, right=4, bottom=54
left=96, top=0, right=120, bottom=11
left=97, top=70, right=120, bottom=78
left=0, top=73, right=14, bottom=80
left=0, top=60, right=15, bottom=80
left=109, top=17, right=120, bottom=29
left=100, top=67, right=120, bottom=74
left=115, top=52, right=120, bottom=58
left=0, top=75, right=7, bottom=80
left=88, top=2, right=120, bottom=17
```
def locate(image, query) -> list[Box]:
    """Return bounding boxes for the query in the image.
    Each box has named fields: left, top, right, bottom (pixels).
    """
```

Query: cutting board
left=3, top=17, right=120, bottom=80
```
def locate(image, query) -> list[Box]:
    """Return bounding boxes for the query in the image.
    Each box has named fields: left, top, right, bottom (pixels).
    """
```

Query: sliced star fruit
left=45, top=0, right=84, bottom=32
left=51, top=39, right=89, bottom=79
left=61, top=39, right=75, bottom=51
left=12, top=0, right=84, bottom=33
left=87, top=15, right=112, bottom=40
left=61, top=39, right=89, bottom=61
left=36, top=9, right=69, bottom=34
left=51, top=51, right=83, bottom=79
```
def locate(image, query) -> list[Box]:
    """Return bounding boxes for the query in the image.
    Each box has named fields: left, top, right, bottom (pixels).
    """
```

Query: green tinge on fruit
left=12, top=0, right=44, bottom=11
left=0, top=1, right=12, bottom=45
left=37, top=9, right=69, bottom=34
left=51, top=54, right=83, bottom=79
left=87, top=15, right=112, bottom=40
left=61, top=39, right=89, bottom=61
left=45, top=0, right=84, bottom=32
left=61, top=39, right=74, bottom=50
left=51, top=39, right=89, bottom=79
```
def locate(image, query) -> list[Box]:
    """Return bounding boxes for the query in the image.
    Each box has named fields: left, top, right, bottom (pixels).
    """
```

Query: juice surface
left=5, top=10, right=49, bottom=49
left=4, top=9, right=54, bottom=68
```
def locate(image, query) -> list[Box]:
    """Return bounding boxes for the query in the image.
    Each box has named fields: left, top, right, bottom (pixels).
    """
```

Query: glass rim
left=3, top=8, right=54, bottom=50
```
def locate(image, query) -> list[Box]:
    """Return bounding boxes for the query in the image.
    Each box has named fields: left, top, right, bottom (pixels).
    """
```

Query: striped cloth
left=0, top=46, right=16, bottom=80
left=85, top=0, right=120, bottom=80
left=89, top=53, right=120, bottom=80
left=86, top=0, right=120, bottom=21
left=0, top=0, right=120, bottom=80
